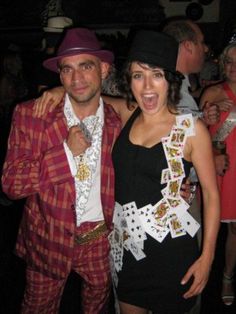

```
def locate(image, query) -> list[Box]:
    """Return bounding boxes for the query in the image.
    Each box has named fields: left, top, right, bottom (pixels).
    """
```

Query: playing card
left=161, top=168, right=171, bottom=184
left=168, top=213, right=186, bottom=238
left=176, top=114, right=195, bottom=137
left=161, top=186, right=168, bottom=198
left=138, top=204, right=169, bottom=242
left=166, top=196, right=189, bottom=216
left=163, top=143, right=184, bottom=160
left=167, top=158, right=185, bottom=179
left=109, top=255, right=119, bottom=287
left=113, top=202, right=123, bottom=226
left=178, top=210, right=200, bottom=237
left=152, top=199, right=170, bottom=229
left=123, top=202, right=147, bottom=243
left=169, top=127, right=186, bottom=148
left=125, top=237, right=146, bottom=261
left=167, top=178, right=182, bottom=198
left=109, top=227, right=124, bottom=272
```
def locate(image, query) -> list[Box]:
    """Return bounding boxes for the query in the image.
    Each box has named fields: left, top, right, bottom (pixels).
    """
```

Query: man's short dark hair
left=162, top=17, right=197, bottom=44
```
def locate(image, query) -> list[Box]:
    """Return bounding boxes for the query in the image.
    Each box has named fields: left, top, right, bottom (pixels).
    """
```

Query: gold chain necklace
left=75, top=117, right=99, bottom=181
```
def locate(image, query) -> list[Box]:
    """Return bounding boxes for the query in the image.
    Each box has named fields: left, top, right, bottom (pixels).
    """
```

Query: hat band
left=59, top=47, right=101, bottom=57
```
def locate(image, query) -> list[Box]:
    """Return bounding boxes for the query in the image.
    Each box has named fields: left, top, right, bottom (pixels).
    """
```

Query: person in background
left=109, top=29, right=220, bottom=314
left=1, top=27, right=120, bottom=313
left=36, top=16, right=73, bottom=94
left=200, top=42, right=236, bottom=307
left=0, top=49, right=28, bottom=206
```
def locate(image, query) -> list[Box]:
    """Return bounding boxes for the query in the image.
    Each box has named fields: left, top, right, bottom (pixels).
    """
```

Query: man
left=1, top=28, right=121, bottom=313
left=163, top=18, right=228, bottom=177
left=36, top=16, right=73, bottom=94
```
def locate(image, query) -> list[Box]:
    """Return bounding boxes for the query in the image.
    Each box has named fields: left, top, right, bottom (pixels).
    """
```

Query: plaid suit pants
left=21, top=222, right=111, bottom=314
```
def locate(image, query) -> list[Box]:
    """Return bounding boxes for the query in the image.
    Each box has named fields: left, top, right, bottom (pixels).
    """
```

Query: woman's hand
left=33, top=86, right=64, bottom=117
left=214, top=154, right=229, bottom=176
left=181, top=254, right=212, bottom=299
left=215, top=98, right=233, bottom=112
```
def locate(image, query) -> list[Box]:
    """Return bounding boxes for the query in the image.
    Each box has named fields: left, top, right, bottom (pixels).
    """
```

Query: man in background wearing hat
left=2, top=27, right=121, bottom=313
left=36, top=16, right=73, bottom=94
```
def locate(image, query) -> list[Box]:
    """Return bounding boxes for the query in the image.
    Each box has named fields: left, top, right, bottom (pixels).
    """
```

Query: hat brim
left=43, top=50, right=114, bottom=72
left=43, top=27, right=64, bottom=33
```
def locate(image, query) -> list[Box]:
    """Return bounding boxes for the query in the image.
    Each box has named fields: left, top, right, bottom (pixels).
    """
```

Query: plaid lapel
left=101, top=104, right=121, bottom=229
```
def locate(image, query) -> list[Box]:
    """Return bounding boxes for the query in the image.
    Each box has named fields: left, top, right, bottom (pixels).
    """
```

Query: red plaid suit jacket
left=2, top=99, right=121, bottom=279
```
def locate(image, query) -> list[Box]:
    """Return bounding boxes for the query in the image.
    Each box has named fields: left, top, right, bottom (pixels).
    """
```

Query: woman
left=34, top=30, right=220, bottom=314
left=200, top=42, right=236, bottom=306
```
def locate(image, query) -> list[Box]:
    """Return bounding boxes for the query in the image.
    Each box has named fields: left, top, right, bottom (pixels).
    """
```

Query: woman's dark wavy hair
left=119, top=61, right=183, bottom=113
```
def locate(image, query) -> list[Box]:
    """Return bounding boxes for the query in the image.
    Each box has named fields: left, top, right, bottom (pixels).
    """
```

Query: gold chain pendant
left=75, top=155, right=91, bottom=181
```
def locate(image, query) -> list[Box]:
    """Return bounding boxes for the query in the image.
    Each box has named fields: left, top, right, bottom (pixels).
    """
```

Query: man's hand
left=202, top=101, right=220, bottom=125
left=33, top=86, right=64, bottom=117
left=180, top=178, right=196, bottom=204
left=214, top=154, right=229, bottom=176
left=66, top=126, right=91, bottom=156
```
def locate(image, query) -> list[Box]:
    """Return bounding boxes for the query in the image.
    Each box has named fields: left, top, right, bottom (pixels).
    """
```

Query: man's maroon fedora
left=43, top=28, right=114, bottom=73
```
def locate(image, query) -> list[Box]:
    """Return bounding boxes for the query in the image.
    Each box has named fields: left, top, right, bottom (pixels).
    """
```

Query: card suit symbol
left=187, top=221, right=190, bottom=225
left=136, top=226, right=140, bottom=230
left=132, top=219, right=135, bottom=223
left=131, top=228, right=134, bottom=232
left=147, top=219, right=151, bottom=223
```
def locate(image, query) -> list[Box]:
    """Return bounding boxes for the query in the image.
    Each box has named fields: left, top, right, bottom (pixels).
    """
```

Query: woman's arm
left=181, top=119, right=220, bottom=298
left=34, top=86, right=137, bottom=126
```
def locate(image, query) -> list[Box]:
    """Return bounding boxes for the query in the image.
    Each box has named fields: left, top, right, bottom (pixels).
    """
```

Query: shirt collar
left=64, top=94, right=104, bottom=125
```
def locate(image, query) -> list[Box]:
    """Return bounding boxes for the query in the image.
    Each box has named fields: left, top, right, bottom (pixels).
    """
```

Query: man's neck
left=71, top=99, right=101, bottom=120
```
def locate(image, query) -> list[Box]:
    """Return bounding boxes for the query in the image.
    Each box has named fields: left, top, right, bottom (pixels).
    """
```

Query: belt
left=75, top=221, right=107, bottom=245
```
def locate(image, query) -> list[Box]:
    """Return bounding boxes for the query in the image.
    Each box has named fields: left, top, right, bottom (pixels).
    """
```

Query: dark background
left=0, top=0, right=236, bottom=55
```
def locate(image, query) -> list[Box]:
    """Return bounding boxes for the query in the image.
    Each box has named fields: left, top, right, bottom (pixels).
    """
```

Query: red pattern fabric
left=21, top=222, right=111, bottom=313
left=2, top=98, right=121, bottom=307
left=209, top=83, right=236, bottom=221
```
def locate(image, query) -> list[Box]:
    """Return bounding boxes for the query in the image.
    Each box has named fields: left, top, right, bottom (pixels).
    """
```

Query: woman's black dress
left=112, top=108, right=199, bottom=314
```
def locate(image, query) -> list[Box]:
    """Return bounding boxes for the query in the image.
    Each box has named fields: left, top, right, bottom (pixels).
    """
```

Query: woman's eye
left=153, top=72, right=164, bottom=78
left=132, top=73, right=142, bottom=79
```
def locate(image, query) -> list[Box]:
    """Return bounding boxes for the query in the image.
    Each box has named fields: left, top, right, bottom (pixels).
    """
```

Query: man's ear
left=101, top=62, right=111, bottom=80
left=182, top=40, right=194, bottom=54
